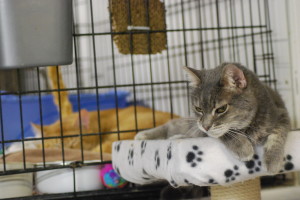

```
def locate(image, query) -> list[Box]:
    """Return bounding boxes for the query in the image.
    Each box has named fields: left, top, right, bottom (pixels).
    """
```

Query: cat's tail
left=47, top=66, right=73, bottom=116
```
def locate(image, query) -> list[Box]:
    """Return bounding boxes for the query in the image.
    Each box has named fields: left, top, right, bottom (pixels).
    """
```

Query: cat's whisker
left=178, top=121, right=197, bottom=126
left=228, top=129, right=262, bottom=145
left=211, top=125, right=228, bottom=135
left=224, top=133, right=241, bottom=146
left=228, top=134, right=246, bottom=147
left=227, top=132, right=244, bottom=143
left=181, top=118, right=197, bottom=121
left=185, top=125, right=198, bottom=134
left=178, top=118, right=198, bottom=126
left=230, top=129, right=258, bottom=143
left=228, top=129, right=252, bottom=141
left=184, top=125, right=200, bottom=137
left=180, top=119, right=197, bottom=123
left=226, top=132, right=242, bottom=143
left=212, top=125, right=260, bottom=145
left=213, top=126, right=227, bottom=132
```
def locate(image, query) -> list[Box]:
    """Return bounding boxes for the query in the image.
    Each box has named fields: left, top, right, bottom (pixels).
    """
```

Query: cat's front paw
left=263, top=134, right=286, bottom=174
left=264, top=152, right=284, bottom=174
left=228, top=145, right=254, bottom=162
left=221, top=136, right=254, bottom=161
left=135, top=131, right=153, bottom=140
left=236, top=145, right=254, bottom=162
left=135, top=126, right=168, bottom=140
left=168, top=134, right=188, bottom=140
left=265, top=160, right=283, bottom=174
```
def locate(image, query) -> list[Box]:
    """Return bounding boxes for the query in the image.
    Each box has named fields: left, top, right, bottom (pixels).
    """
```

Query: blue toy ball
left=100, top=164, right=127, bottom=188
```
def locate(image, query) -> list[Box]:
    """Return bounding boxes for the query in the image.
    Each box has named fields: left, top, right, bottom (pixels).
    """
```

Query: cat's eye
left=194, top=106, right=202, bottom=113
left=216, top=104, right=228, bottom=114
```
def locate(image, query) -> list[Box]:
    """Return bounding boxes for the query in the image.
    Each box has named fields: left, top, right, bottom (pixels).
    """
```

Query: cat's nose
left=203, top=125, right=212, bottom=131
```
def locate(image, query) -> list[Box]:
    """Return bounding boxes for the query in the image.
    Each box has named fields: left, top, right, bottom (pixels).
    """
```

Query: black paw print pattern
left=142, top=168, right=154, bottom=180
left=184, top=179, right=190, bottom=184
left=283, top=154, right=294, bottom=171
left=141, top=141, right=147, bottom=156
left=115, top=165, right=121, bottom=176
left=244, top=154, right=262, bottom=174
left=128, top=147, right=134, bottom=166
left=142, top=169, right=151, bottom=180
left=114, top=142, right=121, bottom=152
left=142, top=176, right=151, bottom=180
left=208, top=178, right=218, bottom=184
left=167, top=143, right=172, bottom=164
left=186, top=145, right=203, bottom=167
left=170, top=180, right=178, bottom=187
left=155, top=150, right=160, bottom=170
left=142, top=168, right=149, bottom=176
left=224, top=165, right=240, bottom=183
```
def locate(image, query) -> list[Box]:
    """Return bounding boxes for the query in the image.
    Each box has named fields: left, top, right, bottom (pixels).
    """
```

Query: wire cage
left=0, top=0, right=276, bottom=199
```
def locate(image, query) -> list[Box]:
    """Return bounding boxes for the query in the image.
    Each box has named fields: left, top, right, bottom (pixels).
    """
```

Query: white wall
left=285, top=0, right=300, bottom=128
left=268, top=0, right=300, bottom=128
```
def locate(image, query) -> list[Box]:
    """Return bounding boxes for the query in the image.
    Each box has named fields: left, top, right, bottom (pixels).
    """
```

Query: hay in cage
left=109, top=0, right=167, bottom=54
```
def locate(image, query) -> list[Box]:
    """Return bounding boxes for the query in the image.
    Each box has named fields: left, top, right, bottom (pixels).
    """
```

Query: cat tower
left=112, top=131, right=299, bottom=200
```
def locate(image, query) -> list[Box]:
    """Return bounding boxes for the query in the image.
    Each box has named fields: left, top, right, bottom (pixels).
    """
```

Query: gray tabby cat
left=135, top=63, right=290, bottom=174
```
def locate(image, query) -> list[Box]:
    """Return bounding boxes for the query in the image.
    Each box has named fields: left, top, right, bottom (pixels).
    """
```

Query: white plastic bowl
left=0, top=163, right=33, bottom=199
left=35, top=162, right=103, bottom=194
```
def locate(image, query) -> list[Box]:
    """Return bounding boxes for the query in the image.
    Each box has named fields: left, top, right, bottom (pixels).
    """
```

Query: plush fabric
left=112, top=131, right=299, bottom=187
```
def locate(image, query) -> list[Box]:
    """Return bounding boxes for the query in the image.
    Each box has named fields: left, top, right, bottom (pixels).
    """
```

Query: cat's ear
left=182, top=66, right=201, bottom=87
left=75, top=109, right=90, bottom=129
left=221, top=64, right=247, bottom=90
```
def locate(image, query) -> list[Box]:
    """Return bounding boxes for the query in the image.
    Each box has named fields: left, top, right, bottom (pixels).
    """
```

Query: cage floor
left=23, top=184, right=164, bottom=200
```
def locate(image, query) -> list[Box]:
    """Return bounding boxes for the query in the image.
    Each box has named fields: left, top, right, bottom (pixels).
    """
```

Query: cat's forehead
left=191, top=80, right=226, bottom=109
left=190, top=67, right=232, bottom=108
left=198, top=67, right=222, bottom=80
left=191, top=86, right=218, bottom=107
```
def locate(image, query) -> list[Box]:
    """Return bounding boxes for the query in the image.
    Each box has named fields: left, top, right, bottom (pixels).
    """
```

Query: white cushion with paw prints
left=112, top=131, right=299, bottom=187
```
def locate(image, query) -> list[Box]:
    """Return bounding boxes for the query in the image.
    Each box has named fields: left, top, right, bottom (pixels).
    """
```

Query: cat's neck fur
left=235, top=64, right=290, bottom=143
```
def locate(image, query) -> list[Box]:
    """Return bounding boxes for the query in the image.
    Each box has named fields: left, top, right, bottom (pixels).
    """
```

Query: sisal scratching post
left=211, top=178, right=261, bottom=200
left=109, top=0, right=167, bottom=54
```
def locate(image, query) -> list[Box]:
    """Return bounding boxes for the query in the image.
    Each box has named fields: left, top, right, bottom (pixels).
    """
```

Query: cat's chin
left=206, top=131, right=225, bottom=138
left=196, top=124, right=225, bottom=138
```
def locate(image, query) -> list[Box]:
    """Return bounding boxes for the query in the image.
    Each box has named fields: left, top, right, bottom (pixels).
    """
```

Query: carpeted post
left=211, top=178, right=261, bottom=200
